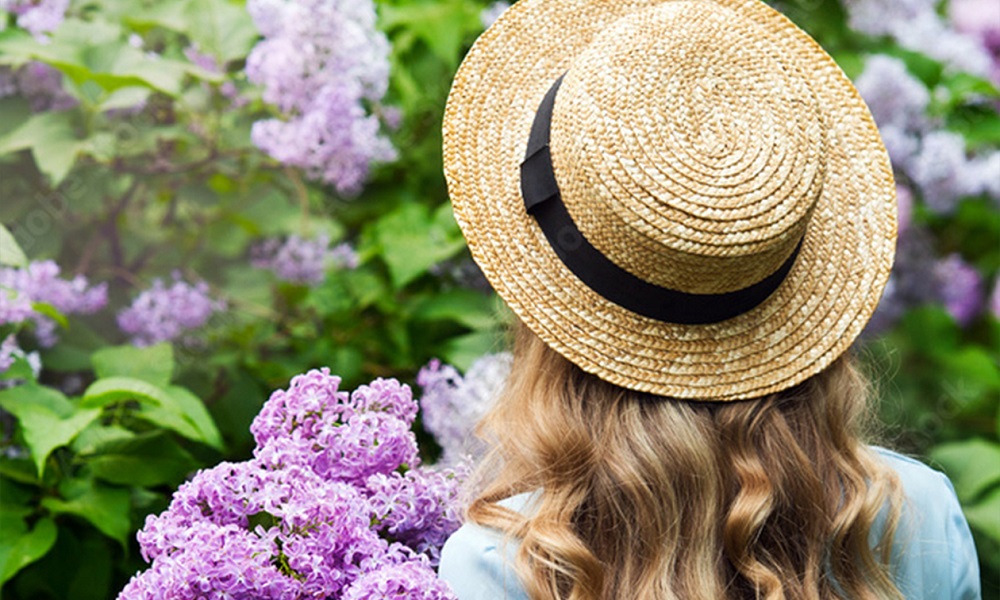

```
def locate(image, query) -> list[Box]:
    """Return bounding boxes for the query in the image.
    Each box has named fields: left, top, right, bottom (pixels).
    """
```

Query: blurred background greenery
left=0, top=0, right=997, bottom=597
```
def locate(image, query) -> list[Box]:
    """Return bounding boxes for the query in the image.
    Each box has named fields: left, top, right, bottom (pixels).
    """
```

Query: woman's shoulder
left=868, top=445, right=981, bottom=600
left=438, top=494, right=535, bottom=600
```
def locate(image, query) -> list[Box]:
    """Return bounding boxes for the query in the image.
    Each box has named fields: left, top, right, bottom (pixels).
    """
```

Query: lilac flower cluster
left=119, top=369, right=462, bottom=600
left=251, top=234, right=359, bottom=285
left=245, top=0, right=396, bottom=195
left=0, top=260, right=107, bottom=347
left=117, top=275, right=224, bottom=347
left=417, top=353, right=512, bottom=466
left=843, top=0, right=996, bottom=82
left=0, top=62, right=77, bottom=112
left=851, top=53, right=998, bottom=332
left=0, top=0, right=68, bottom=38
left=854, top=55, right=999, bottom=215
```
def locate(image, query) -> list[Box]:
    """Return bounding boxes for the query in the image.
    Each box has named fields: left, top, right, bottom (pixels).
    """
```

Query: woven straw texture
left=443, top=0, right=897, bottom=401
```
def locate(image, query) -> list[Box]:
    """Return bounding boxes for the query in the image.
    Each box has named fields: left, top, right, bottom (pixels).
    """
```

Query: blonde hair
left=468, top=323, right=904, bottom=600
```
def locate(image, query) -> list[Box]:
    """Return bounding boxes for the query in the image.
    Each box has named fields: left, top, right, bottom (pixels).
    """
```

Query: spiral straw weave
left=443, top=0, right=897, bottom=400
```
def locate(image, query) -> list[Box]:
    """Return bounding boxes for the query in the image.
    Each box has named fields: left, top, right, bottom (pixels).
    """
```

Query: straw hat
left=443, top=0, right=896, bottom=401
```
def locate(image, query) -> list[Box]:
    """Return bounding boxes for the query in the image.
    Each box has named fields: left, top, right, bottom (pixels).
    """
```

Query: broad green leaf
left=380, top=1, right=481, bottom=67
left=91, top=344, right=174, bottom=387
left=31, top=302, right=68, bottom=329
left=0, top=112, right=85, bottom=185
left=931, top=439, right=1000, bottom=503
left=42, top=479, right=130, bottom=547
left=80, top=376, right=173, bottom=409
left=0, top=224, right=28, bottom=267
left=439, top=330, right=503, bottom=372
left=373, top=203, right=466, bottom=289
left=0, top=517, right=57, bottom=585
left=127, top=0, right=258, bottom=63
left=83, top=431, right=197, bottom=487
left=70, top=423, right=135, bottom=455
left=161, top=386, right=224, bottom=450
left=0, top=384, right=101, bottom=475
left=963, top=486, right=1000, bottom=543
left=410, top=289, right=498, bottom=330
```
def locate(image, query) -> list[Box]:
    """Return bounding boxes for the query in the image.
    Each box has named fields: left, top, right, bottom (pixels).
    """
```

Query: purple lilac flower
left=343, top=561, right=458, bottom=600
left=0, top=0, right=69, bottom=38
left=854, top=55, right=929, bottom=150
left=934, top=254, right=984, bottom=326
left=909, top=131, right=976, bottom=214
left=117, top=274, right=223, bottom=347
left=251, top=234, right=359, bottom=284
left=0, top=260, right=107, bottom=347
left=843, top=0, right=994, bottom=81
left=418, top=353, right=512, bottom=466
left=951, top=0, right=1000, bottom=82
left=120, top=372, right=464, bottom=599
left=366, top=467, right=466, bottom=566
left=0, top=334, right=41, bottom=387
left=15, top=62, right=77, bottom=112
left=245, top=0, right=396, bottom=194
left=864, top=227, right=941, bottom=336
left=480, top=1, right=509, bottom=29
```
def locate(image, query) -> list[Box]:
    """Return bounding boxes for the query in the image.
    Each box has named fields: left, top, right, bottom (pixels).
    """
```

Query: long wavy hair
left=467, top=322, right=905, bottom=600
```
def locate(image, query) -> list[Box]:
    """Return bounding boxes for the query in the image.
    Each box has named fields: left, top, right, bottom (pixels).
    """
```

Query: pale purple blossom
left=0, top=335, right=41, bottom=387
left=843, top=0, right=994, bottom=80
left=896, top=184, right=914, bottom=234
left=0, top=62, right=78, bottom=113
left=245, top=0, right=396, bottom=194
left=366, top=467, right=466, bottom=566
left=343, top=560, right=458, bottom=599
left=417, top=353, right=512, bottom=466
left=117, top=275, right=224, bottom=347
left=0, top=260, right=107, bottom=347
left=989, top=277, right=1000, bottom=319
left=1, top=0, right=69, bottom=38
left=120, top=371, right=463, bottom=599
left=251, top=234, right=359, bottom=284
left=480, top=1, right=509, bottom=29
left=934, top=254, right=984, bottom=326
left=854, top=55, right=930, bottom=134
left=909, top=131, right=976, bottom=214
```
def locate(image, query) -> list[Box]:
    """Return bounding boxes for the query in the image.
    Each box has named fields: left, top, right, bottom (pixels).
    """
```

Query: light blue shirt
left=439, top=447, right=981, bottom=599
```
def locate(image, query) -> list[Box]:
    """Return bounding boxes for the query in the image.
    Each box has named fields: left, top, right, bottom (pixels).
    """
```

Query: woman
left=437, top=0, right=981, bottom=598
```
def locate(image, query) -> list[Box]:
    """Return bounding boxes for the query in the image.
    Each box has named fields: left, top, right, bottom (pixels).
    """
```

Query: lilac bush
left=0, top=0, right=69, bottom=38
left=0, top=260, right=107, bottom=347
left=117, top=274, right=224, bottom=347
left=418, top=353, right=511, bottom=466
left=251, top=234, right=359, bottom=285
left=245, top=0, right=396, bottom=194
left=119, top=369, right=462, bottom=600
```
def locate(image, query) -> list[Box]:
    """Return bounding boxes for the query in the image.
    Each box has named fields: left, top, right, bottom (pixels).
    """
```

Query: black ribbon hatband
left=519, top=75, right=801, bottom=325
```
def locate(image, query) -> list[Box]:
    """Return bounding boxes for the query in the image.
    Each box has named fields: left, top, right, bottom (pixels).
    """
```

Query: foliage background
left=0, top=0, right=997, bottom=597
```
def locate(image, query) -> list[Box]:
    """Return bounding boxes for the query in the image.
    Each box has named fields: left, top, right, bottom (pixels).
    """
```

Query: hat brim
left=443, top=0, right=896, bottom=400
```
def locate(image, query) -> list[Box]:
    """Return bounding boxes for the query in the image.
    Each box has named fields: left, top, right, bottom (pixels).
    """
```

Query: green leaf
left=439, top=329, right=503, bottom=372
left=0, top=384, right=101, bottom=476
left=80, top=376, right=173, bottom=409
left=82, top=431, right=197, bottom=487
left=41, top=479, right=130, bottom=547
left=160, top=386, right=224, bottom=451
left=380, top=1, right=481, bottom=67
left=410, top=289, right=498, bottom=330
left=70, top=423, right=135, bottom=455
left=0, top=517, right=57, bottom=585
left=127, top=0, right=258, bottom=63
left=373, top=202, right=466, bottom=289
left=931, top=439, right=1000, bottom=503
left=0, top=111, right=85, bottom=185
left=0, top=223, right=28, bottom=267
left=91, top=343, right=174, bottom=387
left=81, top=377, right=222, bottom=448
left=963, top=486, right=1000, bottom=543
